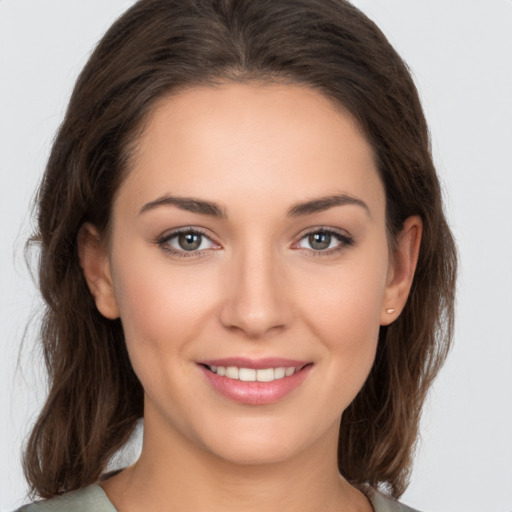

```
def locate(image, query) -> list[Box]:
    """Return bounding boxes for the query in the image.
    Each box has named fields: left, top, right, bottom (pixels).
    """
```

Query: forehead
left=118, top=82, right=384, bottom=218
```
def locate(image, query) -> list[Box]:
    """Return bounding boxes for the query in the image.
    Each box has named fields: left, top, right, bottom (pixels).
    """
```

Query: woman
left=18, top=0, right=456, bottom=511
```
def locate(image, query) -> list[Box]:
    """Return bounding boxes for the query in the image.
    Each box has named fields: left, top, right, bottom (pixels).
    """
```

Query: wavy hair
left=23, top=0, right=457, bottom=499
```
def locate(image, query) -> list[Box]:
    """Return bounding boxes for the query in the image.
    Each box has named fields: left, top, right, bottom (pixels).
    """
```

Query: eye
left=295, top=229, right=353, bottom=253
left=158, top=228, right=219, bottom=256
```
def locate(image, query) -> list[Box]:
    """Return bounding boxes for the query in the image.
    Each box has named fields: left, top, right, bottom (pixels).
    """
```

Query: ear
left=78, top=223, right=120, bottom=319
left=380, top=216, right=422, bottom=326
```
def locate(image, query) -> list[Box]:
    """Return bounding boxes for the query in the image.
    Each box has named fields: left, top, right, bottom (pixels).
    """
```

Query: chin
left=191, top=415, right=330, bottom=467
left=209, top=436, right=303, bottom=466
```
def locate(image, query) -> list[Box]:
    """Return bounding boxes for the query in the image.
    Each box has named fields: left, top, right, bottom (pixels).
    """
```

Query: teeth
left=285, top=367, right=295, bottom=376
left=209, top=365, right=298, bottom=382
left=239, top=368, right=256, bottom=381
left=225, top=366, right=239, bottom=379
left=274, top=367, right=286, bottom=379
left=256, top=368, right=274, bottom=382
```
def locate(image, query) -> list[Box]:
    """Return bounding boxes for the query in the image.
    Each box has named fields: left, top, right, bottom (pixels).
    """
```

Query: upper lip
left=198, top=357, right=311, bottom=370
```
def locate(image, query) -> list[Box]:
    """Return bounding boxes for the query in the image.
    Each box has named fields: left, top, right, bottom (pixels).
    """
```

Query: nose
left=219, top=244, right=292, bottom=339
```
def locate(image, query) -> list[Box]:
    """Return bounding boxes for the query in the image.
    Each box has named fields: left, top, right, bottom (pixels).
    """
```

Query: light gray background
left=1, top=1, right=511, bottom=510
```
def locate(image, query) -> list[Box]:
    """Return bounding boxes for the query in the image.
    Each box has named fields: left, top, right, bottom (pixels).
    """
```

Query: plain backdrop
left=1, top=1, right=511, bottom=511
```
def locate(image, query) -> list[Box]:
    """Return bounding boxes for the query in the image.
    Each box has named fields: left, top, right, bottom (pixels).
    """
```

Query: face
left=82, top=82, right=417, bottom=467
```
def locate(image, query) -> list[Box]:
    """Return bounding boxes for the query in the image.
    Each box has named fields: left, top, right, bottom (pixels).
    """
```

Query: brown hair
left=23, top=0, right=457, bottom=500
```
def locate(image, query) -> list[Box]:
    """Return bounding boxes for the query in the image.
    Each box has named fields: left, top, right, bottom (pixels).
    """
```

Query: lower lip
left=199, top=365, right=312, bottom=405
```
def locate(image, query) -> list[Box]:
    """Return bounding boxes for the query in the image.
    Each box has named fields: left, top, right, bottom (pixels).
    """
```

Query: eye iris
left=309, top=232, right=331, bottom=250
left=178, top=232, right=202, bottom=251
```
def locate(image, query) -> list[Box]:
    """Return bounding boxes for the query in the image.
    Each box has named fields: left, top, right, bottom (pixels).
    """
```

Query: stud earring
left=386, top=308, right=395, bottom=314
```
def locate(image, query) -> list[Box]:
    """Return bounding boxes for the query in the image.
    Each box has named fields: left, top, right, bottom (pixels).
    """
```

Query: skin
left=80, top=82, right=422, bottom=512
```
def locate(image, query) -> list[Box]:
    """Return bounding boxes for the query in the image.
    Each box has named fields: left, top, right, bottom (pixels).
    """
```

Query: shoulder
left=366, top=487, right=421, bottom=512
left=14, top=485, right=117, bottom=512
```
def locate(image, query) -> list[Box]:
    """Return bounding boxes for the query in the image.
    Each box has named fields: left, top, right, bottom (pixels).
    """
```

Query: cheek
left=300, top=252, right=387, bottom=332
left=295, top=251, right=388, bottom=391
left=109, top=252, right=226, bottom=424
left=109, top=247, right=220, bottom=368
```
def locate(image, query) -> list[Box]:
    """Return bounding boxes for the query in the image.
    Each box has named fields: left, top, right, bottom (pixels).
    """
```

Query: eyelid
left=291, top=226, right=354, bottom=254
left=154, top=225, right=353, bottom=258
left=156, top=226, right=221, bottom=257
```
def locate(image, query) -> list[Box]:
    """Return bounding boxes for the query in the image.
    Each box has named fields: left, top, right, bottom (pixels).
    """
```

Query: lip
left=199, top=357, right=309, bottom=369
left=198, top=357, right=313, bottom=405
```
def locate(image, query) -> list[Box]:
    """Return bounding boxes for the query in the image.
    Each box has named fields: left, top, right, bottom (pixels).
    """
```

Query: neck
left=102, top=414, right=371, bottom=512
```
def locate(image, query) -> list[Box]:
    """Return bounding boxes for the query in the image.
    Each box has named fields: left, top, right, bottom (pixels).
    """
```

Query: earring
left=386, top=308, right=395, bottom=314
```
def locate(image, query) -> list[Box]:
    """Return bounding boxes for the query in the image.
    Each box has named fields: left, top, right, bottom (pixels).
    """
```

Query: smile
left=198, top=358, right=313, bottom=405
left=206, top=365, right=299, bottom=382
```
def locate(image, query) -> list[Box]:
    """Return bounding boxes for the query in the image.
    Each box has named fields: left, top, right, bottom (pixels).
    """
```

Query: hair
left=23, top=0, right=457, bottom=501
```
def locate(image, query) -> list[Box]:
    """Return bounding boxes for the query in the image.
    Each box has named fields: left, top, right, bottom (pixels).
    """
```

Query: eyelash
left=156, top=227, right=219, bottom=258
left=293, top=227, right=354, bottom=257
left=156, top=227, right=354, bottom=259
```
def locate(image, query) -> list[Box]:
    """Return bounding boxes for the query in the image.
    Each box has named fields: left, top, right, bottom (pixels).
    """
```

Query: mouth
left=201, top=363, right=309, bottom=382
left=198, top=358, right=313, bottom=405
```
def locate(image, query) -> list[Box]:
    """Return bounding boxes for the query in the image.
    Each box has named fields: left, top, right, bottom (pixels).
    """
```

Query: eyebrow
left=139, top=195, right=227, bottom=218
left=139, top=193, right=369, bottom=219
left=287, top=194, right=370, bottom=217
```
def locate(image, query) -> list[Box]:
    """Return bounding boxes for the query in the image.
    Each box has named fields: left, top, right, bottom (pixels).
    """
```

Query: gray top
left=16, top=484, right=420, bottom=512
left=16, top=486, right=116, bottom=512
